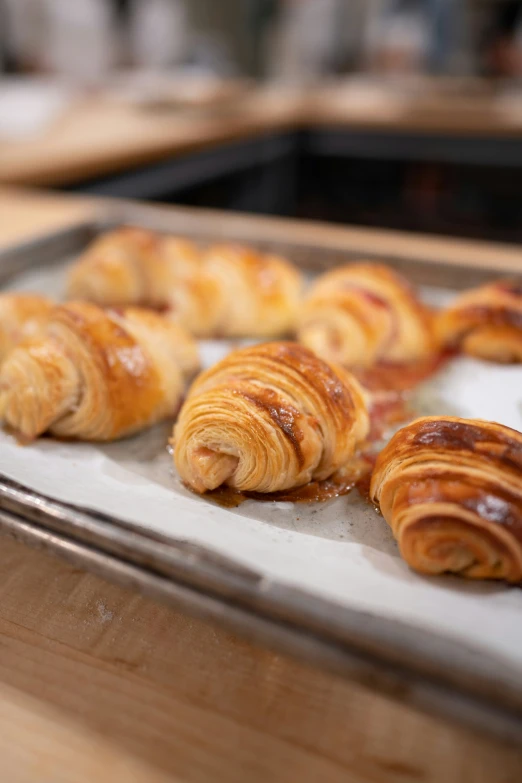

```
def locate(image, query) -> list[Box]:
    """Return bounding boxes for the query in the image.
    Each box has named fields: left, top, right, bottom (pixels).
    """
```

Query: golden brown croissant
left=0, top=293, right=54, bottom=361
left=174, top=342, right=369, bottom=494
left=193, top=244, right=303, bottom=338
left=437, top=280, right=522, bottom=363
left=370, top=416, right=522, bottom=582
left=66, top=227, right=201, bottom=308
left=297, top=263, right=435, bottom=369
left=0, top=302, right=199, bottom=441
left=68, top=232, right=302, bottom=338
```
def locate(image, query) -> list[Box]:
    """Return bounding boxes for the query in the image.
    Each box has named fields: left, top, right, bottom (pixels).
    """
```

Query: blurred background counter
left=2, top=80, right=522, bottom=244
left=2, top=1, right=522, bottom=242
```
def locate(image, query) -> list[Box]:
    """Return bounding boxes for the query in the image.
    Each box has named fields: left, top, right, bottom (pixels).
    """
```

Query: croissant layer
left=67, top=228, right=201, bottom=308
left=437, top=280, right=522, bottom=363
left=297, top=262, right=435, bottom=369
left=0, top=293, right=54, bottom=361
left=370, top=417, right=522, bottom=582
left=198, top=244, right=302, bottom=338
left=174, top=342, right=369, bottom=494
left=0, top=302, right=199, bottom=441
left=67, top=231, right=303, bottom=338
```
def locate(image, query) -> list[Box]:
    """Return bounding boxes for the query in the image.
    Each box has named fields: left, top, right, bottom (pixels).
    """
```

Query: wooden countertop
left=2, top=80, right=522, bottom=187
left=0, top=89, right=300, bottom=187
left=0, top=188, right=521, bottom=782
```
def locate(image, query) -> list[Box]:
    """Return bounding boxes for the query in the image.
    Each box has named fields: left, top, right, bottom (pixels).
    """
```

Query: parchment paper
left=2, top=261, right=522, bottom=671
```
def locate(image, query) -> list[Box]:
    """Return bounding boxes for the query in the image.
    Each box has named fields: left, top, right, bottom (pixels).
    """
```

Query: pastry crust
left=67, top=231, right=302, bottom=338
left=297, top=262, right=435, bottom=368
left=437, top=280, right=522, bottom=363
left=67, top=228, right=201, bottom=308
left=0, top=293, right=54, bottom=361
left=0, top=302, right=199, bottom=441
left=370, top=416, right=522, bottom=582
left=198, top=244, right=303, bottom=337
left=174, top=341, right=369, bottom=494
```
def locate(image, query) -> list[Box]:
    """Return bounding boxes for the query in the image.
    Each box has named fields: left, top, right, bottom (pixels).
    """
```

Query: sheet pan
left=0, top=206, right=521, bottom=742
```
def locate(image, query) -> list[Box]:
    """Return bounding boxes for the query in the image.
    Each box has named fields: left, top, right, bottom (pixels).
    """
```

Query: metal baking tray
left=0, top=203, right=521, bottom=744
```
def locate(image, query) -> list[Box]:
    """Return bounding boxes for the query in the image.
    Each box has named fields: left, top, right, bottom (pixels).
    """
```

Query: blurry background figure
left=0, top=0, right=503, bottom=83
left=267, top=0, right=343, bottom=83
left=3, top=0, right=121, bottom=82
left=1, top=0, right=45, bottom=73
left=265, top=0, right=468, bottom=83
left=42, top=0, right=115, bottom=84
left=481, top=0, right=522, bottom=79
left=364, top=0, right=466, bottom=76
left=128, top=0, right=188, bottom=70
left=366, top=0, right=430, bottom=74
left=244, top=0, right=279, bottom=77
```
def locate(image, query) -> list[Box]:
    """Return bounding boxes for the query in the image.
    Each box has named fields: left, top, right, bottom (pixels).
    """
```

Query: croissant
left=68, top=232, right=302, bottom=338
left=297, top=263, right=435, bottom=369
left=194, top=244, right=303, bottom=338
left=0, top=293, right=54, bottom=361
left=0, top=302, right=199, bottom=441
left=437, top=280, right=522, bottom=363
left=174, top=342, right=369, bottom=494
left=67, top=228, right=201, bottom=308
left=370, top=416, right=522, bottom=582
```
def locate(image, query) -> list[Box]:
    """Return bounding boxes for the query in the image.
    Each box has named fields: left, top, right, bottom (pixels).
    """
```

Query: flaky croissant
left=437, top=280, right=522, bottom=363
left=67, top=228, right=201, bottom=308
left=297, top=263, right=435, bottom=369
left=174, top=342, right=369, bottom=494
left=0, top=302, right=199, bottom=441
left=192, top=244, right=303, bottom=338
left=0, top=293, right=54, bottom=361
left=370, top=416, right=522, bottom=582
left=68, top=232, right=302, bottom=338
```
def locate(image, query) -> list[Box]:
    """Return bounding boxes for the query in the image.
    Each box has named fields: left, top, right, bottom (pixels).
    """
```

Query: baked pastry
left=174, top=341, right=369, bottom=494
left=194, top=244, right=303, bottom=337
left=67, top=227, right=201, bottom=308
left=297, top=263, right=435, bottom=369
left=68, top=232, right=302, bottom=338
left=437, top=280, right=522, bottom=363
left=0, top=302, right=199, bottom=441
left=0, top=293, right=54, bottom=361
left=370, top=416, right=522, bottom=582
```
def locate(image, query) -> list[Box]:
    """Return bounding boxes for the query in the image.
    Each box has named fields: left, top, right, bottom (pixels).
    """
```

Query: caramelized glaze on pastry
left=437, top=280, right=522, bottom=363
left=174, top=341, right=369, bottom=494
left=0, top=293, right=54, bottom=361
left=193, top=244, right=303, bottom=337
left=68, top=231, right=302, bottom=338
left=297, top=263, right=435, bottom=369
left=67, top=228, right=201, bottom=308
left=0, top=302, right=199, bottom=441
left=370, top=416, right=522, bottom=582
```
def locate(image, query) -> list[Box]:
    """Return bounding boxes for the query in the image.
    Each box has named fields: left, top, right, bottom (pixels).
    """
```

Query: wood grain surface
left=2, top=81, right=522, bottom=187
left=0, top=533, right=521, bottom=783
left=0, top=188, right=521, bottom=782
left=0, top=188, right=95, bottom=249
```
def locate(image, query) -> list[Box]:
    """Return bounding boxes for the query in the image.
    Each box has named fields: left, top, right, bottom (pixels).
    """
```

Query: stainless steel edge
left=0, top=208, right=517, bottom=289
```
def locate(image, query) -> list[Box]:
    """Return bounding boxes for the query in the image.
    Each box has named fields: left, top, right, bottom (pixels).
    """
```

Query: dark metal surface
left=305, top=127, right=522, bottom=168
left=0, top=207, right=521, bottom=744
left=70, top=133, right=296, bottom=202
